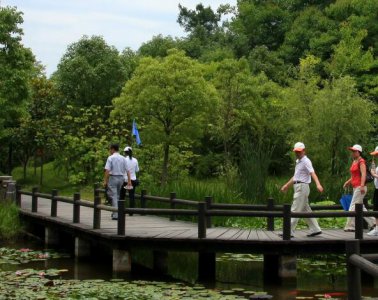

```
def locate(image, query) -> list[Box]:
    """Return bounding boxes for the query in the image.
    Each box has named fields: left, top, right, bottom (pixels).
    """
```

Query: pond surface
left=1, top=237, right=378, bottom=299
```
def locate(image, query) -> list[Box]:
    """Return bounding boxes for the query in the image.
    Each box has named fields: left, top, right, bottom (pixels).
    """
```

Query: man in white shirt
left=280, top=142, right=323, bottom=237
left=103, top=144, right=131, bottom=220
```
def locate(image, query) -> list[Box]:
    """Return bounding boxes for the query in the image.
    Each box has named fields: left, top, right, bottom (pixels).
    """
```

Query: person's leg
left=290, top=184, right=306, bottom=233
left=302, top=184, right=321, bottom=233
left=368, top=188, right=378, bottom=235
left=119, top=182, right=126, bottom=200
left=108, top=177, right=118, bottom=219
left=129, top=181, right=136, bottom=209
left=128, top=181, right=136, bottom=216
left=345, top=188, right=361, bottom=231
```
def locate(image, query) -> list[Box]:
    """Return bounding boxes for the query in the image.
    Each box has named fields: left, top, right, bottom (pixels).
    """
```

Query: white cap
left=293, top=142, right=305, bottom=152
left=124, top=146, right=132, bottom=152
left=348, top=144, right=362, bottom=152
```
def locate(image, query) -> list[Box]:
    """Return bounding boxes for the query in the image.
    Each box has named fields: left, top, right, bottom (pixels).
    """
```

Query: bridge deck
left=19, top=195, right=378, bottom=254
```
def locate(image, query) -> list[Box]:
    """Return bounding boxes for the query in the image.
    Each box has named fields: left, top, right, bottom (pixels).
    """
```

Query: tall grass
left=238, top=140, right=274, bottom=203
left=147, top=178, right=243, bottom=204
left=0, top=201, right=22, bottom=239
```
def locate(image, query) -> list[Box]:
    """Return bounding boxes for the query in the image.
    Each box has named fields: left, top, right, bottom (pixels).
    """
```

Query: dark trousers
left=120, top=180, right=137, bottom=215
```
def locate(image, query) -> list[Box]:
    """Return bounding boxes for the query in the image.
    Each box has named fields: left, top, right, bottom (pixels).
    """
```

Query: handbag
left=358, top=158, right=374, bottom=183
left=340, top=193, right=352, bottom=211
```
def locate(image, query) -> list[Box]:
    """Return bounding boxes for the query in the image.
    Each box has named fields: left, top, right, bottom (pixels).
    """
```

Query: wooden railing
left=15, top=185, right=378, bottom=240
left=346, top=240, right=378, bottom=300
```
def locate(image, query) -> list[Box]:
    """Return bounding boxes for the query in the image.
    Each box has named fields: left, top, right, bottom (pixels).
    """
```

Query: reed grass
left=0, top=201, right=22, bottom=239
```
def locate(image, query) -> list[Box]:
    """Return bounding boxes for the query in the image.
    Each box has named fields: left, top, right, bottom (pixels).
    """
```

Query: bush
left=0, top=201, right=22, bottom=239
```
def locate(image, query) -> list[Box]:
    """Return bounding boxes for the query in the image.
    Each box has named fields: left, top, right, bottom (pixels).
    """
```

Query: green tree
left=55, top=105, right=129, bottom=185
left=112, top=49, right=217, bottom=184
left=53, top=35, right=129, bottom=108
left=0, top=6, right=35, bottom=174
left=13, top=75, right=60, bottom=183
left=138, top=35, right=178, bottom=58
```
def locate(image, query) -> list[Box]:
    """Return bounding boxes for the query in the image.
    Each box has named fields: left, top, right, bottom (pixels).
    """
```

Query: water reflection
left=1, top=238, right=378, bottom=299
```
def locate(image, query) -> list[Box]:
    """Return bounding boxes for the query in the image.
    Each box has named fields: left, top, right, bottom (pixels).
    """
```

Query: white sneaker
left=367, top=229, right=378, bottom=236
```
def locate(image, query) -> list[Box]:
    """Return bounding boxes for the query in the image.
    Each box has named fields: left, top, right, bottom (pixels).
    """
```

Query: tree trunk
left=160, top=143, right=170, bottom=185
left=23, top=162, right=27, bottom=180
left=34, top=153, right=37, bottom=176
left=40, top=154, right=44, bottom=186
left=8, top=143, right=13, bottom=175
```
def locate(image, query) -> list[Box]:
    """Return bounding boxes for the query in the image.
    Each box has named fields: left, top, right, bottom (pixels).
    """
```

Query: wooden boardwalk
left=19, top=195, right=378, bottom=255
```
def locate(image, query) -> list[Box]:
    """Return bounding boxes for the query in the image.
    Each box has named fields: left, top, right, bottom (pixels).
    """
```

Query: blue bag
left=340, top=194, right=352, bottom=211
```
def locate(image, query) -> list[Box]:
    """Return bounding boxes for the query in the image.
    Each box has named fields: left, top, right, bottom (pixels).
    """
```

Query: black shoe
left=307, top=231, right=322, bottom=237
left=112, top=217, right=118, bottom=220
left=278, top=233, right=294, bottom=238
left=369, top=224, right=376, bottom=231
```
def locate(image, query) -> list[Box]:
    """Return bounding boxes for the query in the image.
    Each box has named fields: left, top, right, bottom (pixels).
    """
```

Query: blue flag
left=132, top=119, right=142, bottom=145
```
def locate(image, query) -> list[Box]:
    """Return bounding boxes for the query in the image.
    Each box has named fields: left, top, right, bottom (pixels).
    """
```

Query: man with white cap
left=280, top=142, right=323, bottom=237
left=343, top=144, right=375, bottom=232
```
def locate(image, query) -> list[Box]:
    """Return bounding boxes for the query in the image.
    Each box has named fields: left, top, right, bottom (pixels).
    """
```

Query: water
left=1, top=237, right=378, bottom=299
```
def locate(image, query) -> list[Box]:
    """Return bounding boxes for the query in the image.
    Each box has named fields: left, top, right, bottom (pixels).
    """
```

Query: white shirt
left=104, top=153, right=128, bottom=175
left=293, top=155, right=314, bottom=184
left=124, top=157, right=139, bottom=181
left=374, top=166, right=378, bottom=189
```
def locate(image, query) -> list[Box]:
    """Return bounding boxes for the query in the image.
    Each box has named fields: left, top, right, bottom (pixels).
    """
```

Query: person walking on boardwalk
left=343, top=144, right=375, bottom=232
left=280, top=142, right=323, bottom=237
left=120, top=146, right=139, bottom=216
left=368, top=146, right=378, bottom=236
left=103, top=144, right=132, bottom=220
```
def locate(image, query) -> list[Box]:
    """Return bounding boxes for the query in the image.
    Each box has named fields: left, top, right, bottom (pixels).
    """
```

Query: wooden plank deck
left=19, top=195, right=378, bottom=254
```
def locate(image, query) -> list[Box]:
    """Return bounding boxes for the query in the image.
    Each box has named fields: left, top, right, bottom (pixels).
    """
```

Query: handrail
left=346, top=240, right=378, bottom=300
left=16, top=186, right=377, bottom=241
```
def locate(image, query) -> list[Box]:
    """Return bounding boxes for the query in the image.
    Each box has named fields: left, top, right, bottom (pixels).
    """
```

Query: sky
left=2, top=0, right=236, bottom=76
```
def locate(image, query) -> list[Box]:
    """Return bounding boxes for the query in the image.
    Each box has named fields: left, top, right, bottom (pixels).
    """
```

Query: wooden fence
left=15, top=184, right=378, bottom=241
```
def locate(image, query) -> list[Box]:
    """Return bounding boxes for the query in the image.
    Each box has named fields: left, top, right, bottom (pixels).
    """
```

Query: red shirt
left=350, top=158, right=366, bottom=188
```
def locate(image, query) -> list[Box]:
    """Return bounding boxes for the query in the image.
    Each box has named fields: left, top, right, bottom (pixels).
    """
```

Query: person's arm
left=360, top=161, right=366, bottom=194
left=343, top=178, right=352, bottom=188
left=126, top=171, right=132, bottom=187
left=103, top=157, right=111, bottom=187
left=280, top=177, right=294, bottom=193
left=103, top=169, right=110, bottom=187
left=310, top=172, right=324, bottom=193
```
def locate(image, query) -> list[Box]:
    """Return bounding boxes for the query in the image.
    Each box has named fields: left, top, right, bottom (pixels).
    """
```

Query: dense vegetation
left=1, top=1, right=378, bottom=203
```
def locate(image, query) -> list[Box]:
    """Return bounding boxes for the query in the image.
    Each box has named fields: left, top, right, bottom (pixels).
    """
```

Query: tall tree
left=112, top=49, right=217, bottom=184
left=0, top=6, right=35, bottom=174
left=53, top=35, right=129, bottom=108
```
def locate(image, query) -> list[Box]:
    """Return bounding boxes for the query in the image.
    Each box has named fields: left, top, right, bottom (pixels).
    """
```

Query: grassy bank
left=12, top=162, right=94, bottom=200
left=0, top=201, right=22, bottom=239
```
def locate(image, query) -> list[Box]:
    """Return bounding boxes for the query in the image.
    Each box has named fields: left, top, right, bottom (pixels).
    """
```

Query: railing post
left=267, top=197, right=275, bottom=231
left=73, top=193, right=80, bottom=223
left=93, top=195, right=101, bottom=229
left=15, top=184, right=21, bottom=207
left=51, top=189, right=58, bottom=217
left=283, top=204, right=291, bottom=241
left=94, top=183, right=100, bottom=199
left=170, top=192, right=176, bottom=221
left=346, top=240, right=361, bottom=300
left=117, top=200, right=126, bottom=235
left=198, top=202, right=207, bottom=239
left=205, top=196, right=212, bottom=228
left=140, top=189, right=147, bottom=215
left=355, top=203, right=363, bottom=240
left=31, top=187, right=38, bottom=213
